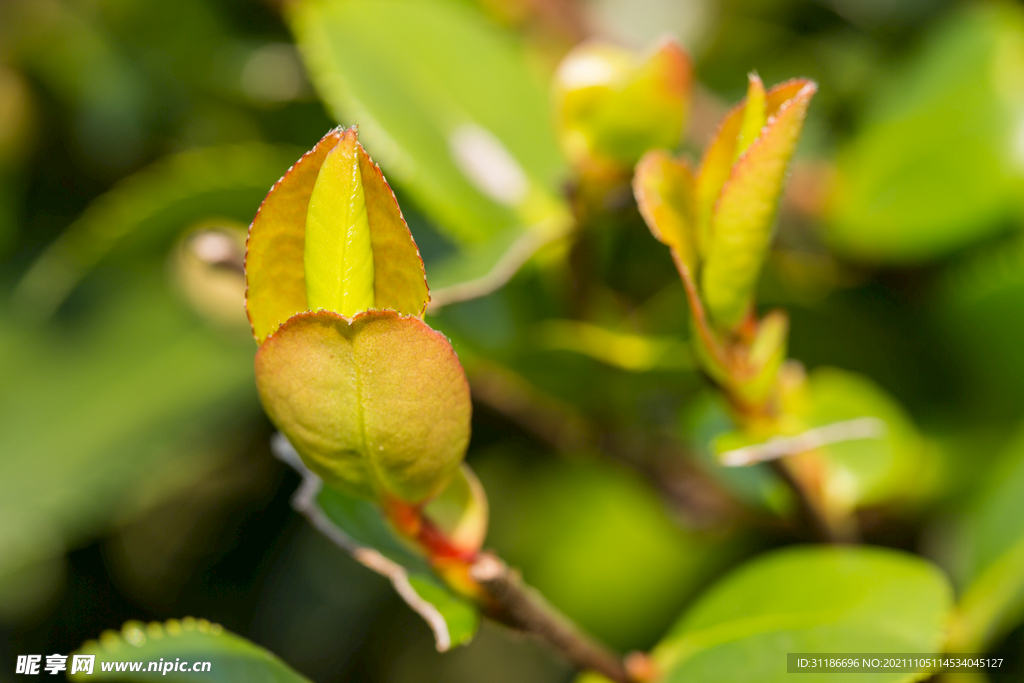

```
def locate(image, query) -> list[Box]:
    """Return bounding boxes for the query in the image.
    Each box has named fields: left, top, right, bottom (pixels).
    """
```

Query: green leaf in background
left=0, top=273, right=256, bottom=621
left=825, top=3, right=1024, bottom=263
left=712, top=368, right=938, bottom=512
left=651, top=546, right=953, bottom=683
left=288, top=0, right=571, bottom=303
left=273, top=435, right=480, bottom=651
left=13, top=143, right=301, bottom=319
left=476, top=451, right=740, bottom=651
left=936, top=234, right=1024, bottom=417
left=71, top=618, right=311, bottom=682
left=948, top=428, right=1024, bottom=652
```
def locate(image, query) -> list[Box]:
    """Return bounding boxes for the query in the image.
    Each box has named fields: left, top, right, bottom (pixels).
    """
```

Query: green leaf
left=0, top=273, right=255, bottom=620
left=701, top=80, right=816, bottom=330
left=288, top=0, right=570, bottom=302
left=14, top=144, right=301, bottom=320
left=825, top=4, right=1024, bottom=263
left=949, top=428, right=1024, bottom=651
left=476, top=453, right=738, bottom=651
left=71, top=618, right=311, bottom=682
left=634, top=150, right=698, bottom=274
left=274, top=436, right=480, bottom=650
left=713, top=368, right=937, bottom=510
left=246, top=128, right=429, bottom=342
left=254, top=309, right=471, bottom=503
left=652, top=546, right=954, bottom=683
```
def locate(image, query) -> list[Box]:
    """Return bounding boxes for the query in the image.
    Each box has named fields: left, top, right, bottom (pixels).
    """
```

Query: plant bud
left=245, top=129, right=471, bottom=503
left=554, top=38, right=691, bottom=173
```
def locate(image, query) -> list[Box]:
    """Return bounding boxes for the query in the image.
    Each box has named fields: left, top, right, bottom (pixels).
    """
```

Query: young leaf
left=652, top=546, right=953, bottom=683
left=70, top=618, right=311, bottom=682
left=694, top=80, right=808, bottom=265
left=247, top=130, right=344, bottom=342
left=700, top=80, right=816, bottom=330
left=254, top=310, right=471, bottom=503
left=634, top=150, right=698, bottom=274
left=288, top=0, right=569, bottom=305
left=733, top=73, right=766, bottom=161
left=304, top=130, right=375, bottom=316
left=274, top=435, right=480, bottom=651
left=423, top=463, right=489, bottom=557
left=246, top=128, right=429, bottom=342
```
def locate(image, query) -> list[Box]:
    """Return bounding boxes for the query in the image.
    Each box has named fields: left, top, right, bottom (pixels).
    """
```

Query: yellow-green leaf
left=246, top=128, right=429, bottom=343
left=694, top=80, right=809, bottom=258
left=634, top=149, right=698, bottom=274
left=358, top=143, right=430, bottom=318
left=246, top=130, right=343, bottom=342
left=305, top=128, right=375, bottom=317
left=733, top=73, right=766, bottom=161
left=254, top=310, right=470, bottom=503
left=701, top=80, right=816, bottom=330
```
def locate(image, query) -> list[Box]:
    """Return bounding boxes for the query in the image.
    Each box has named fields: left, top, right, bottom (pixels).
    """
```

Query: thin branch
left=470, top=553, right=632, bottom=683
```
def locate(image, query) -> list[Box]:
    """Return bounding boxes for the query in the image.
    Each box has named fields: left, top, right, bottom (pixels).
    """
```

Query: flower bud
left=554, top=38, right=691, bottom=173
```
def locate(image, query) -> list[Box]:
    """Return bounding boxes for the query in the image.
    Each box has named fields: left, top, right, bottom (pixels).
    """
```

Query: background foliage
left=2, top=0, right=1024, bottom=681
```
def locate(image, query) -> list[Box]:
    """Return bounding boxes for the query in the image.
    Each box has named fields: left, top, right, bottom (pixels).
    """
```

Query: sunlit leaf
left=254, top=310, right=471, bottom=503
left=289, top=0, right=570, bottom=303
left=701, top=80, right=816, bottom=330
left=246, top=128, right=429, bottom=342
left=71, top=618, right=311, bottom=682
left=652, top=546, right=953, bottom=683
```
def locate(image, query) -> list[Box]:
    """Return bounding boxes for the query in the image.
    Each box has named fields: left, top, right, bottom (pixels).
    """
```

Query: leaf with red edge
left=254, top=309, right=471, bottom=503
left=694, top=79, right=809, bottom=256
left=246, top=129, right=342, bottom=343
left=700, top=80, right=816, bottom=330
left=634, top=149, right=697, bottom=273
left=246, top=128, right=429, bottom=343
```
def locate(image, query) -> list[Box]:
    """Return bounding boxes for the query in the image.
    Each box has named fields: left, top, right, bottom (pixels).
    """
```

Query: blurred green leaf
left=802, top=367, right=938, bottom=508
left=476, top=451, right=739, bottom=651
left=71, top=618, right=311, bottom=682
left=0, top=273, right=256, bottom=619
left=275, top=436, right=480, bottom=650
left=949, top=428, right=1024, bottom=651
left=826, top=3, right=1024, bottom=262
left=652, top=546, right=953, bottom=683
left=712, top=368, right=938, bottom=511
left=936, top=235, right=1024, bottom=418
left=14, top=143, right=301, bottom=319
left=288, top=0, right=570, bottom=302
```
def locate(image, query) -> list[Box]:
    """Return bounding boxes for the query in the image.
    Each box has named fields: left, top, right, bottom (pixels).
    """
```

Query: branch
left=470, top=553, right=632, bottom=683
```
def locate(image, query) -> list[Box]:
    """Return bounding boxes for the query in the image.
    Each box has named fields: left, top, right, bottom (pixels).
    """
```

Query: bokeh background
left=2, top=0, right=1024, bottom=681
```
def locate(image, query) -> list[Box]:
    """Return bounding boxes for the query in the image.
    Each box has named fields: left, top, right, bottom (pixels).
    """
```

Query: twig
left=471, top=553, right=632, bottom=683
